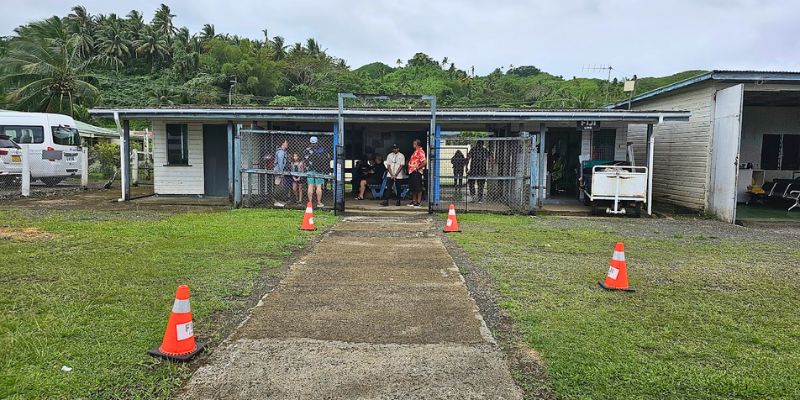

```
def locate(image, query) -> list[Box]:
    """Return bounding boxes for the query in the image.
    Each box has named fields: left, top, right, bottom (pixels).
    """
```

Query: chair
left=787, top=190, right=800, bottom=211
left=368, top=172, right=388, bottom=199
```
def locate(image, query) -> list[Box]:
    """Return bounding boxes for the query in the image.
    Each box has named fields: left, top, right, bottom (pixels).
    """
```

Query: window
left=166, top=124, right=189, bottom=165
left=592, top=130, right=616, bottom=160
left=760, top=134, right=800, bottom=170
left=1, top=126, right=44, bottom=144
left=51, top=126, right=81, bottom=146
left=783, top=135, right=800, bottom=170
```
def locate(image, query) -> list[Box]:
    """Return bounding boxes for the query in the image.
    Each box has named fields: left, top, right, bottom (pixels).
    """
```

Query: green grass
left=451, top=214, right=800, bottom=399
left=0, top=208, right=334, bottom=398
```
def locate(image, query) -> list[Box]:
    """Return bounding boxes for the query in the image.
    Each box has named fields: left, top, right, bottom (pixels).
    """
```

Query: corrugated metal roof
left=89, top=106, right=690, bottom=124
left=610, top=70, right=800, bottom=108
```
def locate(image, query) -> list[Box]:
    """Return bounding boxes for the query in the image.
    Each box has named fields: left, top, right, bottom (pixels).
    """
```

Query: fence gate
left=239, top=128, right=336, bottom=209
left=432, top=134, right=533, bottom=213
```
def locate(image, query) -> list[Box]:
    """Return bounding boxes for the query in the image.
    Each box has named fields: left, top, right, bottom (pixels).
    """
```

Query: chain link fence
left=240, top=129, right=336, bottom=208
left=433, top=135, right=533, bottom=213
left=0, top=145, right=91, bottom=199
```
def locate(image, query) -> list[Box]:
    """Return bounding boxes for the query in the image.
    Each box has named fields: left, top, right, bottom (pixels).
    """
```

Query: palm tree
left=272, top=36, right=287, bottom=60
left=66, top=6, right=95, bottom=58
left=95, top=15, right=131, bottom=69
left=151, top=4, right=176, bottom=38
left=1, top=21, right=99, bottom=115
left=288, top=42, right=304, bottom=57
left=305, top=38, right=321, bottom=57
left=125, top=10, right=145, bottom=42
left=200, top=24, right=215, bottom=42
left=135, top=25, right=170, bottom=66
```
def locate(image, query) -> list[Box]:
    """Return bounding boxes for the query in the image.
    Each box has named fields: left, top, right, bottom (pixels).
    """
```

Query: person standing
left=450, top=150, right=466, bottom=195
left=407, top=139, right=427, bottom=208
left=304, top=136, right=327, bottom=208
left=382, top=144, right=407, bottom=206
left=273, top=139, right=290, bottom=207
left=467, top=140, right=491, bottom=203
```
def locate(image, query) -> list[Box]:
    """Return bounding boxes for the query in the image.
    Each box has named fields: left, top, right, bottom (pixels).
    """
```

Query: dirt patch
left=439, top=231, right=556, bottom=399
left=0, top=227, right=54, bottom=241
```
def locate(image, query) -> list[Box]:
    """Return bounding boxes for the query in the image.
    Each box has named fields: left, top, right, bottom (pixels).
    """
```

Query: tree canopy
left=0, top=4, right=706, bottom=120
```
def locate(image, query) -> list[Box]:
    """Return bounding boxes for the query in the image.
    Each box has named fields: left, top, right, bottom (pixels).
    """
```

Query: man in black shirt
left=467, top=140, right=491, bottom=203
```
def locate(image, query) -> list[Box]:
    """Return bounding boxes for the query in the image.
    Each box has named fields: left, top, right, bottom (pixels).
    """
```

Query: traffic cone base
left=444, top=204, right=461, bottom=233
left=300, top=202, right=316, bottom=231
left=598, top=280, right=636, bottom=292
left=148, top=341, right=205, bottom=362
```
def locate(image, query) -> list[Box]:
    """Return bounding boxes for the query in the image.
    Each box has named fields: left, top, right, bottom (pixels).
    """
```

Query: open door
left=709, top=84, right=744, bottom=223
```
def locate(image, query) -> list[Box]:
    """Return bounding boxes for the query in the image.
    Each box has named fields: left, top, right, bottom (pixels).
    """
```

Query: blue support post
left=227, top=121, right=234, bottom=201
left=434, top=124, right=441, bottom=206
left=233, top=124, right=242, bottom=207
left=333, top=123, right=343, bottom=213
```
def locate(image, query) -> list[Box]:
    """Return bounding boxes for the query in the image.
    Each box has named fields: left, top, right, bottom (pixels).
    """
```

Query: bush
left=91, top=142, right=120, bottom=178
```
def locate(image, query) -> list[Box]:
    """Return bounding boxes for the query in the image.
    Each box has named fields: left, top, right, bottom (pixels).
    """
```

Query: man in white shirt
left=381, top=143, right=407, bottom=206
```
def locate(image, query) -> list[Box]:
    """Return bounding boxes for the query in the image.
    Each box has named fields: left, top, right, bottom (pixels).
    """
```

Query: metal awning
left=89, top=107, right=690, bottom=124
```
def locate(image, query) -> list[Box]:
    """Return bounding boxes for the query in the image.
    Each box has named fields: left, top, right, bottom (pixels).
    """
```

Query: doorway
left=203, top=124, right=229, bottom=197
left=546, top=129, right=582, bottom=197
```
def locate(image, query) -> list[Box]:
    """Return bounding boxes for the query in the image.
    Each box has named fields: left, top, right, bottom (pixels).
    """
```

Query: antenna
left=582, top=65, right=614, bottom=104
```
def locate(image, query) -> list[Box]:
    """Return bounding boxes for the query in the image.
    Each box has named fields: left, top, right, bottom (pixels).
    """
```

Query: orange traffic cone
left=599, top=242, right=635, bottom=291
left=443, top=203, right=461, bottom=232
left=148, top=285, right=205, bottom=361
left=300, top=202, right=316, bottom=231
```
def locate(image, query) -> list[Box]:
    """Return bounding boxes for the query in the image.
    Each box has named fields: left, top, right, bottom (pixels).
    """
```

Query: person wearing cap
left=381, top=143, right=406, bottom=206
left=407, top=139, right=427, bottom=208
left=304, top=136, right=327, bottom=208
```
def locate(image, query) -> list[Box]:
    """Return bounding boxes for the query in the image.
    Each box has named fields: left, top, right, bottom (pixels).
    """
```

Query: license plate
left=66, top=156, right=75, bottom=162
left=11, top=155, right=21, bottom=163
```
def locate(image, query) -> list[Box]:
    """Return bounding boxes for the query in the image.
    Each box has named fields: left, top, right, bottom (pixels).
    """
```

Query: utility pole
left=228, top=76, right=237, bottom=105
left=583, top=65, right=614, bottom=104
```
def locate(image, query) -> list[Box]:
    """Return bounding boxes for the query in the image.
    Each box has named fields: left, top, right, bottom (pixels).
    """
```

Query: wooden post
left=120, top=119, right=131, bottom=201
left=21, top=144, right=30, bottom=197
left=646, top=123, right=654, bottom=216
left=80, top=147, right=89, bottom=189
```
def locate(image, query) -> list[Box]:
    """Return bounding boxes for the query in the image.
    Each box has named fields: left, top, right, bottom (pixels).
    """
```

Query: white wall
left=740, top=106, right=800, bottom=181
left=152, top=121, right=205, bottom=195
left=628, top=82, right=717, bottom=211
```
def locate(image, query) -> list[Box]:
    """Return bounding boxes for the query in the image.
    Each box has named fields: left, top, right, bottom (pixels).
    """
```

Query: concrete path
left=180, top=213, right=522, bottom=399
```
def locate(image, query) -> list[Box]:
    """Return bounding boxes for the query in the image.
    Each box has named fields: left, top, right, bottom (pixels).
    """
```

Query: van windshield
left=52, top=126, right=81, bottom=146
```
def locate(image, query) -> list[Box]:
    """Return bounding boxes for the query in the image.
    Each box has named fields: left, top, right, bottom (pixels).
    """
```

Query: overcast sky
left=2, top=0, right=799, bottom=79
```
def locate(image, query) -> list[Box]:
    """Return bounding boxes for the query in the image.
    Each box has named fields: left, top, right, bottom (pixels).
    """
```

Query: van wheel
left=40, top=178, right=63, bottom=187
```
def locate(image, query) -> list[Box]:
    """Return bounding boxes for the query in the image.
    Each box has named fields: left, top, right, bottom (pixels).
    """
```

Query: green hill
left=0, top=5, right=706, bottom=120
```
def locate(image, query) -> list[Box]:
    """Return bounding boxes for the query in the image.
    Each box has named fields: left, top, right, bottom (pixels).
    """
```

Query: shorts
left=307, top=171, right=325, bottom=186
left=409, top=171, right=424, bottom=192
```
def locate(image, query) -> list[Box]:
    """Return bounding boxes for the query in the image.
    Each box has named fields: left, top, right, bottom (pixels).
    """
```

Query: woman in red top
left=407, top=139, right=427, bottom=207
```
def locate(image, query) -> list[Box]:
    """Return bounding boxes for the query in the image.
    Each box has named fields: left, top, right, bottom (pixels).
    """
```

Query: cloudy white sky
left=2, top=0, right=799, bottom=79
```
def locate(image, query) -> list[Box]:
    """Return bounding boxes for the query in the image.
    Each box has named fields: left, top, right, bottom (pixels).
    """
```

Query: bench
left=368, top=172, right=410, bottom=200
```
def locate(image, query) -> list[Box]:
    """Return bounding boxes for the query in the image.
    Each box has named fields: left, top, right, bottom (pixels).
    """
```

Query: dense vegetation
left=0, top=4, right=705, bottom=122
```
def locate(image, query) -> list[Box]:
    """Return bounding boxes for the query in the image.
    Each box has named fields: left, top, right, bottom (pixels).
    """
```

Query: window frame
left=1, top=125, right=45, bottom=144
left=591, top=129, right=616, bottom=160
left=166, top=124, right=190, bottom=166
left=760, top=133, right=800, bottom=170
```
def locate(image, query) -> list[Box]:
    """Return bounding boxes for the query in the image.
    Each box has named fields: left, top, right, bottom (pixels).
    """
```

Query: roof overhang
left=610, top=70, right=800, bottom=108
left=89, top=108, right=690, bottom=124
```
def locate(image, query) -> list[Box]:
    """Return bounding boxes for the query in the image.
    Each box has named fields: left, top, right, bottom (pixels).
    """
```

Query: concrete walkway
left=180, top=213, right=522, bottom=399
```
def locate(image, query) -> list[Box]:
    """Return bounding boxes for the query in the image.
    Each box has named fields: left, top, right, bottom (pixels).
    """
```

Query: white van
left=0, top=111, right=83, bottom=186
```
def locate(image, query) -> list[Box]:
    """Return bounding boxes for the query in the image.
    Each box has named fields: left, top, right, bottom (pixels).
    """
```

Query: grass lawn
left=0, top=208, right=334, bottom=398
left=451, top=214, right=800, bottom=399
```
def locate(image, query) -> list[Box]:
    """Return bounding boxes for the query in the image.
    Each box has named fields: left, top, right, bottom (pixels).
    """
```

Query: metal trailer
left=582, top=164, right=648, bottom=217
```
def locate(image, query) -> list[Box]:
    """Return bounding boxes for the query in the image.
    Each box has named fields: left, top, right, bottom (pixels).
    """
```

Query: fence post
left=21, top=144, right=30, bottom=197
left=131, top=150, right=139, bottom=186
left=81, top=147, right=89, bottom=189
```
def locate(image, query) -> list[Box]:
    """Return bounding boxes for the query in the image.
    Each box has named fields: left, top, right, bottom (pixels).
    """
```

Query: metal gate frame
left=338, top=93, right=436, bottom=214
left=238, top=127, right=336, bottom=208
left=432, top=134, right=534, bottom=213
